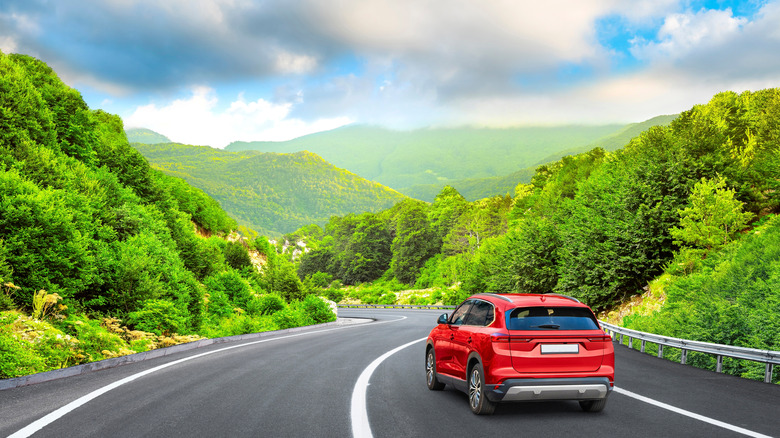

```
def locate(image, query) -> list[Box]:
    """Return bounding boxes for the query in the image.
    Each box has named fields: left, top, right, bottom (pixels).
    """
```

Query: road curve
left=1, top=309, right=778, bottom=438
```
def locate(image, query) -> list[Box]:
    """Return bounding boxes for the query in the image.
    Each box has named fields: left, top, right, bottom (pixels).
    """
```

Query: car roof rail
left=544, top=293, right=581, bottom=303
left=475, top=293, right=513, bottom=303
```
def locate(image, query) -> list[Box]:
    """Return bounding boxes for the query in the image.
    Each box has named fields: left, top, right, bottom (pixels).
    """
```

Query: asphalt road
left=1, top=309, right=778, bottom=438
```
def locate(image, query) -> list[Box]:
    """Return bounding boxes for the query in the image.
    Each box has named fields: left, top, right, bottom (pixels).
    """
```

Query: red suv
left=426, top=293, right=614, bottom=415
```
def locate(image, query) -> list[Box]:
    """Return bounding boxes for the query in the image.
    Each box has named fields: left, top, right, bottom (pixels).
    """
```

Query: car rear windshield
left=507, top=307, right=599, bottom=331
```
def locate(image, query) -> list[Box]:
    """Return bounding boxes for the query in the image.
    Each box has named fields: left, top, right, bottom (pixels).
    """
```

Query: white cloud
left=124, top=87, right=352, bottom=147
left=309, top=0, right=617, bottom=81
left=0, top=35, right=16, bottom=53
left=630, top=8, right=747, bottom=61
left=274, top=51, right=318, bottom=74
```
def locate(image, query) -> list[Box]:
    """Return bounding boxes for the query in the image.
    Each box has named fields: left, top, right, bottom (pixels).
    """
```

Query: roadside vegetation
left=0, top=52, right=334, bottom=379
left=288, top=89, right=780, bottom=383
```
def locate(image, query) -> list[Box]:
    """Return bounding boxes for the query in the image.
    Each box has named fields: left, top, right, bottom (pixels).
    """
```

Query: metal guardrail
left=338, top=304, right=456, bottom=310
left=600, top=321, right=780, bottom=383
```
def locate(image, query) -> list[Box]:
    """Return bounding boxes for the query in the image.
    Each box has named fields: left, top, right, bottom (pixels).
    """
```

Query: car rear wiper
left=532, top=324, right=561, bottom=329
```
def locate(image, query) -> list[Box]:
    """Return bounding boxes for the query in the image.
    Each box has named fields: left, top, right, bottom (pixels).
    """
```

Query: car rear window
left=507, top=307, right=599, bottom=331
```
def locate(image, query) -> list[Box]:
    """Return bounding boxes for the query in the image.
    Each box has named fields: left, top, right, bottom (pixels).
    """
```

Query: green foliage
left=62, top=314, right=127, bottom=362
left=0, top=312, right=47, bottom=378
left=262, top=252, right=306, bottom=302
left=249, top=294, right=286, bottom=316
left=205, top=270, right=254, bottom=308
left=200, top=314, right=278, bottom=338
left=390, top=200, right=439, bottom=284
left=132, top=143, right=408, bottom=236
left=272, top=305, right=314, bottom=330
left=127, top=299, right=188, bottom=336
left=299, top=295, right=337, bottom=324
left=490, top=216, right=560, bottom=294
left=623, top=215, right=780, bottom=382
left=0, top=52, right=336, bottom=378
left=670, top=176, right=754, bottom=250
left=306, top=272, right=333, bottom=289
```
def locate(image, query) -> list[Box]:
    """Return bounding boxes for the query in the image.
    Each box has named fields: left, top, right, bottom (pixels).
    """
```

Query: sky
left=2, top=0, right=780, bottom=148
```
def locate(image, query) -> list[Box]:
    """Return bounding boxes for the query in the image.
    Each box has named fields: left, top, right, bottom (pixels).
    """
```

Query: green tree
left=390, top=201, right=438, bottom=284
left=670, top=176, right=754, bottom=250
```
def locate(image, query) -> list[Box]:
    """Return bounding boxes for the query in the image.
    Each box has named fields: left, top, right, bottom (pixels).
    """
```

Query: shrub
left=322, top=288, right=344, bottom=303
left=204, top=270, right=254, bottom=310
left=127, top=299, right=187, bottom=336
left=63, top=314, right=129, bottom=361
left=205, top=290, right=233, bottom=318
left=0, top=312, right=47, bottom=378
left=300, top=295, right=336, bottom=324
left=272, top=306, right=313, bottom=330
left=250, top=294, right=286, bottom=316
left=201, top=314, right=278, bottom=338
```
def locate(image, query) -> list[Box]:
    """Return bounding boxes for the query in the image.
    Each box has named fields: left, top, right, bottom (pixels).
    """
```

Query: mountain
left=403, top=167, right=537, bottom=201
left=132, top=143, right=409, bottom=236
left=125, top=127, right=172, bottom=144
left=399, top=115, right=677, bottom=201
left=532, top=114, right=679, bottom=165
left=225, top=124, right=627, bottom=193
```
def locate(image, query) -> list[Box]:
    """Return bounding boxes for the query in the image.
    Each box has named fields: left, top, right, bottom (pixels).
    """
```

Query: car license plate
left=541, top=344, right=579, bottom=354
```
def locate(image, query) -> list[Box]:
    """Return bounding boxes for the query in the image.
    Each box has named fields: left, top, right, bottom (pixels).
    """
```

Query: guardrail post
left=657, top=344, right=663, bottom=358
left=620, top=334, right=623, bottom=345
left=716, top=355, right=723, bottom=373
left=628, top=337, right=633, bottom=349
left=641, top=340, right=646, bottom=353
left=681, top=349, right=688, bottom=365
left=766, top=363, right=774, bottom=384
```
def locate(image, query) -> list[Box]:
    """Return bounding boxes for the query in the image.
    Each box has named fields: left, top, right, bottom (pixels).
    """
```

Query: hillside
left=1, top=52, right=336, bottom=379
left=125, top=127, right=172, bottom=144
left=225, top=124, right=626, bottom=193
left=403, top=167, right=537, bottom=201
left=400, top=115, right=676, bottom=201
left=132, top=143, right=409, bottom=236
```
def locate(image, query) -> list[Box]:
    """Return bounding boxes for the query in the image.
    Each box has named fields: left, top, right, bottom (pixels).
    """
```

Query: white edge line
left=9, top=315, right=407, bottom=438
left=351, top=336, right=427, bottom=438
left=614, top=387, right=773, bottom=438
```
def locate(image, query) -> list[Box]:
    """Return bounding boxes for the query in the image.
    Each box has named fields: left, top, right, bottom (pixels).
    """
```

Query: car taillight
left=587, top=335, right=612, bottom=342
left=491, top=333, right=510, bottom=343
left=490, top=333, right=530, bottom=343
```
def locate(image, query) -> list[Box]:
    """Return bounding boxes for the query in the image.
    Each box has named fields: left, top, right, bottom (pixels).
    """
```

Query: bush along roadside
left=0, top=292, right=336, bottom=379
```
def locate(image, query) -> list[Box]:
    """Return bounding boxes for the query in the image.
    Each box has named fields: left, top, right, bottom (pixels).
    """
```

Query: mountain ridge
left=131, top=142, right=408, bottom=236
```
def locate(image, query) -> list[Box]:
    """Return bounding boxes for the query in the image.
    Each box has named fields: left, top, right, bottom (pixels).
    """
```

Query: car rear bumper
left=486, top=377, right=612, bottom=402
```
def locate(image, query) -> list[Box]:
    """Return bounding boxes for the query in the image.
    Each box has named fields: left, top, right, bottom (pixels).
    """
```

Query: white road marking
left=614, top=387, right=773, bottom=438
left=351, top=337, right=427, bottom=438
left=8, top=316, right=407, bottom=438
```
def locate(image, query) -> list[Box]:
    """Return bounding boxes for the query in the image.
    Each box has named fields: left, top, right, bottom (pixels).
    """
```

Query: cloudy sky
left=2, top=0, right=779, bottom=147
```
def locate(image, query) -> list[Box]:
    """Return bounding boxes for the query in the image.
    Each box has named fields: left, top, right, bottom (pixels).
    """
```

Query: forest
left=289, top=89, right=780, bottom=382
left=0, top=52, right=334, bottom=378
left=132, top=142, right=408, bottom=236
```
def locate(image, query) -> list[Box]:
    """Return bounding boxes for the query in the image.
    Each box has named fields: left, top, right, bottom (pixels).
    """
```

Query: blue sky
left=2, top=0, right=779, bottom=147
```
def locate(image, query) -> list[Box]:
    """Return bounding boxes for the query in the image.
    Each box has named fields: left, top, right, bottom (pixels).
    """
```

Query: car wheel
left=468, top=363, right=496, bottom=415
left=426, top=348, right=445, bottom=390
left=579, top=398, right=607, bottom=412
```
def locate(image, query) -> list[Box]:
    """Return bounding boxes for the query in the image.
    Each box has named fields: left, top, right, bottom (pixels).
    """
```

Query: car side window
left=449, top=301, right=473, bottom=325
left=464, top=300, right=495, bottom=326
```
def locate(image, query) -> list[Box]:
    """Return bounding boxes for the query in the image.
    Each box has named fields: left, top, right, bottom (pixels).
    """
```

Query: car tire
left=579, top=398, right=607, bottom=412
left=468, top=363, right=496, bottom=415
left=426, top=348, right=445, bottom=390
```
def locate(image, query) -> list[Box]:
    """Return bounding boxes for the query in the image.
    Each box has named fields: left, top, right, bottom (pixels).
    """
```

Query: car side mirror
left=437, top=313, right=449, bottom=325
